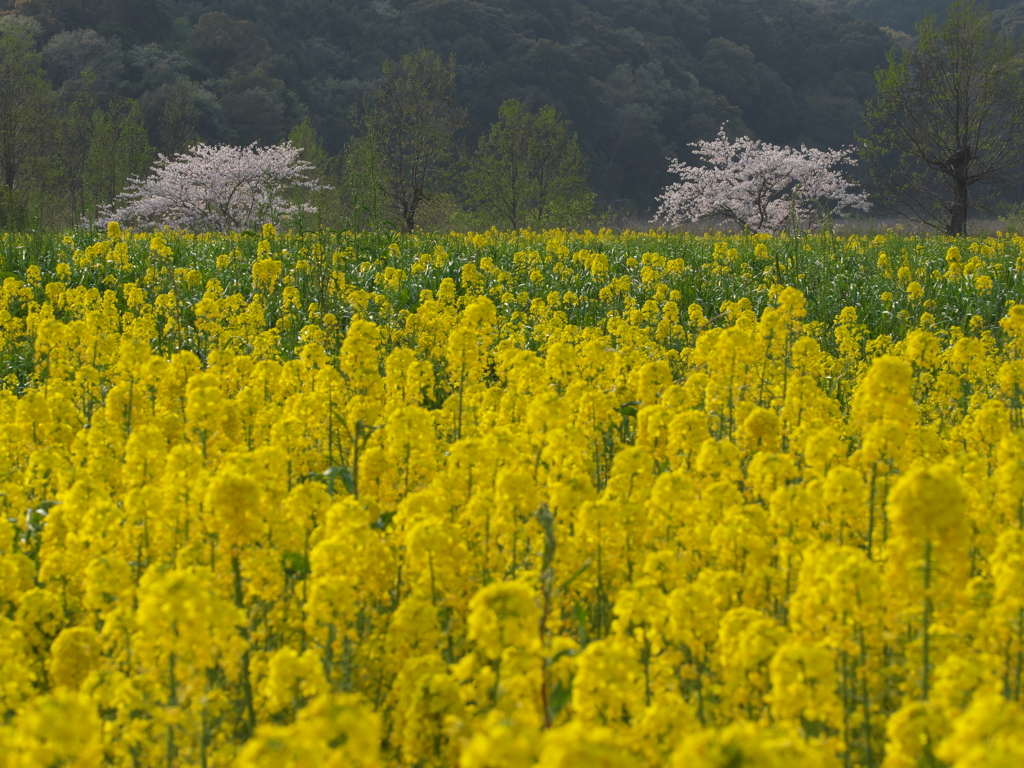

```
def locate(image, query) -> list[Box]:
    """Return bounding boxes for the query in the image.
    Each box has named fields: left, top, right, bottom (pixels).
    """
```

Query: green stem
left=859, top=624, right=874, bottom=767
left=166, top=651, right=177, bottom=768
left=1016, top=607, right=1023, bottom=701
left=922, top=538, right=932, bottom=702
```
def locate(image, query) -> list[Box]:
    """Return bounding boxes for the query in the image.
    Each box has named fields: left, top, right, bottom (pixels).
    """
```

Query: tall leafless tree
left=360, top=49, right=465, bottom=232
left=861, top=0, right=1024, bottom=236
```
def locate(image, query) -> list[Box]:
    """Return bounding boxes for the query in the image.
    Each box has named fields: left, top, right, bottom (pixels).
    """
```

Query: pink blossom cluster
left=654, top=129, right=870, bottom=233
left=99, top=142, right=324, bottom=232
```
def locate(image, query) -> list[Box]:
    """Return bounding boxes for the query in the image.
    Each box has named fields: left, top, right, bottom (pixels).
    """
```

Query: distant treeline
left=2, top=0, right=905, bottom=224
left=813, top=0, right=1024, bottom=36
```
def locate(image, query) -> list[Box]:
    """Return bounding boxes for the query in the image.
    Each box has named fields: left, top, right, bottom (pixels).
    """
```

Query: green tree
left=0, top=25, right=52, bottom=227
left=47, top=89, right=96, bottom=226
left=216, top=70, right=304, bottom=145
left=287, top=117, right=340, bottom=229
left=338, top=132, right=390, bottom=231
left=157, top=83, right=200, bottom=155
left=85, top=96, right=154, bottom=214
left=468, top=100, right=594, bottom=230
left=528, top=105, right=594, bottom=227
left=95, top=0, right=175, bottom=45
left=358, top=49, right=465, bottom=232
left=862, top=0, right=1024, bottom=235
left=192, top=12, right=270, bottom=77
left=466, top=99, right=532, bottom=230
left=699, top=38, right=761, bottom=112
left=41, top=29, right=125, bottom=102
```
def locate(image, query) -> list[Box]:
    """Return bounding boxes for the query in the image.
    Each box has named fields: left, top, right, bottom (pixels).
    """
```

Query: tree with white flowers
left=654, top=128, right=869, bottom=234
left=99, top=141, right=325, bottom=232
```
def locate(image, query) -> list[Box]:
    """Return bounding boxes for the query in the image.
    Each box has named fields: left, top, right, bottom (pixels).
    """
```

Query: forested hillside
left=815, top=0, right=1024, bottom=35
left=4, top=0, right=897, bottom=216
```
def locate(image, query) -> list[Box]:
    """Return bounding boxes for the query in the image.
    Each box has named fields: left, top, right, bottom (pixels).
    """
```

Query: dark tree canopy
left=0, top=25, right=49, bottom=202
left=861, top=0, right=1024, bottom=235
left=812, top=1, right=1024, bottom=35
left=1, top=0, right=896, bottom=212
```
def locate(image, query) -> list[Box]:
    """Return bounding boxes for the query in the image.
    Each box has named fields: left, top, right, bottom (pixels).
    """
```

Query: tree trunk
left=947, top=176, right=968, bottom=236
left=4, top=158, right=16, bottom=191
left=403, top=188, right=421, bottom=232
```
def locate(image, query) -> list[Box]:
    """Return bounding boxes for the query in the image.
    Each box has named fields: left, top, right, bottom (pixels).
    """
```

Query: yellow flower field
left=1, top=224, right=1024, bottom=766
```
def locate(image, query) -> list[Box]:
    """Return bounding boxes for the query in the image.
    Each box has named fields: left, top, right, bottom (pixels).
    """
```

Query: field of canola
left=1, top=224, right=1024, bottom=767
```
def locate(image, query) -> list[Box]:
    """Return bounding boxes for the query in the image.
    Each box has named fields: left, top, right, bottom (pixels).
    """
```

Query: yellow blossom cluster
left=1, top=225, right=1024, bottom=766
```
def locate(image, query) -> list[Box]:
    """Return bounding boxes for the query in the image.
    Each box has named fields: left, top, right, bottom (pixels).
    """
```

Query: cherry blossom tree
left=99, top=141, right=325, bottom=232
left=654, top=129, right=870, bottom=233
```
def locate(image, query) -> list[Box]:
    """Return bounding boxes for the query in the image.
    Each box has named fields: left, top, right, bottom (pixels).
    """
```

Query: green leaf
left=549, top=679, right=572, bottom=718
left=281, top=552, right=310, bottom=579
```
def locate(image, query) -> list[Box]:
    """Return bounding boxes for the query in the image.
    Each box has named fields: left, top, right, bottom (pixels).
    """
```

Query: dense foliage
left=0, top=0, right=895, bottom=212
left=1, top=226, right=1024, bottom=765
left=815, top=0, right=1024, bottom=36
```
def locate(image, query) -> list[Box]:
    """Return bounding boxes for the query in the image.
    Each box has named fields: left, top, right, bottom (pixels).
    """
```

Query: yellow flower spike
left=738, top=407, right=782, bottom=455
left=458, top=709, right=540, bottom=768
left=238, top=693, right=382, bottom=768
left=851, top=354, right=917, bottom=428
left=134, top=565, right=248, bottom=682
left=536, top=721, right=639, bottom=767
left=205, top=467, right=263, bottom=548
left=0, top=615, right=36, bottom=712
left=888, top=464, right=967, bottom=551
left=670, top=721, right=836, bottom=768
left=715, top=606, right=787, bottom=718
left=767, top=640, right=842, bottom=731
left=4, top=689, right=104, bottom=767
left=883, top=700, right=949, bottom=768
left=934, top=689, right=1024, bottom=768
left=82, top=555, right=133, bottom=614
left=634, top=360, right=672, bottom=405
left=252, top=255, right=284, bottom=294
left=48, top=626, right=101, bottom=690
left=339, top=318, right=383, bottom=393
left=389, top=653, right=464, bottom=767
left=260, top=647, right=327, bottom=716
left=467, top=580, right=541, bottom=660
